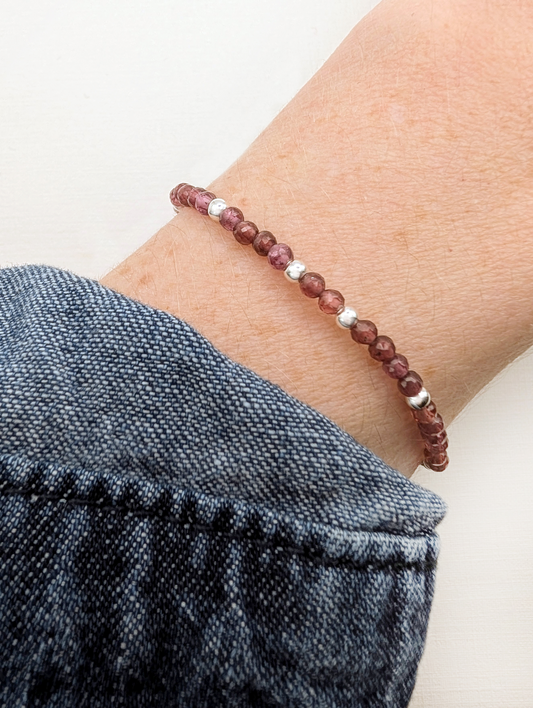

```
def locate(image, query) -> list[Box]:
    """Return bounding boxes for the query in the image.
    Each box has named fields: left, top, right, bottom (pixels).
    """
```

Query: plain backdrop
left=1, top=1, right=532, bottom=705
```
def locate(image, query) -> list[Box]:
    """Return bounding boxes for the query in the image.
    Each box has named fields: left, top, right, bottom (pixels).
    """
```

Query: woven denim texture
left=0, top=265, right=446, bottom=707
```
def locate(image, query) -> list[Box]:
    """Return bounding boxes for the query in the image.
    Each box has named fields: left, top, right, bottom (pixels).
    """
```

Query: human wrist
left=101, top=0, right=533, bottom=476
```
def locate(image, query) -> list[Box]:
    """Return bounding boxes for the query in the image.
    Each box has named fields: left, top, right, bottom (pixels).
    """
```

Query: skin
left=101, top=0, right=533, bottom=476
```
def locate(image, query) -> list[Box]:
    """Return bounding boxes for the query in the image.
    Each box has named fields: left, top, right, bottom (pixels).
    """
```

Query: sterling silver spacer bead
left=406, top=388, right=431, bottom=410
left=208, top=198, right=227, bottom=221
left=336, top=306, right=358, bottom=329
left=284, top=260, right=307, bottom=282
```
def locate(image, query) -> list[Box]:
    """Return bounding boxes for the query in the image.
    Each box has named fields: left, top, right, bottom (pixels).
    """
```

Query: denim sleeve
left=0, top=264, right=446, bottom=708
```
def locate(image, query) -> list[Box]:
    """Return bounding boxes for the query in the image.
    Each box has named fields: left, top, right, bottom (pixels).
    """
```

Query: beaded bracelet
left=170, top=183, right=449, bottom=472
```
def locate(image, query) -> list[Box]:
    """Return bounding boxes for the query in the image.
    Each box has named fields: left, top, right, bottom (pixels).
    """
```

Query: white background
left=1, top=1, right=532, bottom=705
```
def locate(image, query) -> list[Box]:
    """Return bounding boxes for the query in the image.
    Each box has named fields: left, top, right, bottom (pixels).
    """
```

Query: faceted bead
left=419, top=413, right=444, bottom=436
left=170, top=183, right=186, bottom=207
left=220, top=206, right=244, bottom=231
left=411, top=401, right=437, bottom=424
left=351, top=320, right=378, bottom=345
left=194, top=190, right=216, bottom=215
left=382, top=354, right=409, bottom=379
left=423, top=454, right=449, bottom=472
left=253, top=231, right=277, bottom=256
left=318, top=289, right=345, bottom=315
left=233, top=220, right=259, bottom=245
left=424, top=449, right=448, bottom=466
left=368, top=336, right=396, bottom=363
left=426, top=447, right=449, bottom=461
left=424, top=437, right=449, bottom=453
left=267, top=243, right=293, bottom=270
left=420, top=429, right=447, bottom=446
left=431, top=461, right=448, bottom=471
left=187, top=186, right=205, bottom=208
left=177, top=184, right=194, bottom=206
left=398, top=370, right=424, bottom=396
left=299, top=272, right=325, bottom=298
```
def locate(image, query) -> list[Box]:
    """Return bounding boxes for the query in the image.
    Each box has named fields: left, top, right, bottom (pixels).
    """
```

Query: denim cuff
left=0, top=264, right=446, bottom=708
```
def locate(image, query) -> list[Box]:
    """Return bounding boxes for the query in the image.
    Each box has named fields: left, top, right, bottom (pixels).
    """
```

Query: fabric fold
left=0, top=264, right=445, bottom=707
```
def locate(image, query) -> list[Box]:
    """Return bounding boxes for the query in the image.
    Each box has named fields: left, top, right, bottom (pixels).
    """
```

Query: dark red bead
left=425, top=457, right=449, bottom=471
left=424, top=437, right=449, bottom=453
left=253, top=231, right=277, bottom=256
left=267, top=243, right=293, bottom=270
left=299, top=272, right=325, bottom=298
left=420, top=429, right=447, bottom=446
left=351, top=320, right=378, bottom=345
left=411, top=401, right=437, bottom=424
left=170, top=183, right=187, bottom=207
left=233, top=220, right=259, bottom=245
left=424, top=449, right=448, bottom=466
left=194, top=190, right=216, bottom=215
left=424, top=451, right=449, bottom=471
left=397, top=370, right=424, bottom=396
left=187, top=186, right=205, bottom=208
left=318, top=289, right=344, bottom=314
left=177, top=184, right=194, bottom=206
left=368, top=336, right=396, bottom=363
left=382, top=354, right=409, bottom=379
left=419, top=413, right=444, bottom=435
left=220, top=207, right=244, bottom=231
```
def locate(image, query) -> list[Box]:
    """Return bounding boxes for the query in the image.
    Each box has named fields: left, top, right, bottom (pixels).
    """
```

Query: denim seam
left=0, top=453, right=439, bottom=539
left=0, top=485, right=437, bottom=574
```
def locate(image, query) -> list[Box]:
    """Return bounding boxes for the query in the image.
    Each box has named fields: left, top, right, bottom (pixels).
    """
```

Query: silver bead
left=208, top=198, right=227, bottom=221
left=406, top=388, right=431, bottom=409
left=284, top=260, right=306, bottom=282
left=336, top=306, right=358, bottom=329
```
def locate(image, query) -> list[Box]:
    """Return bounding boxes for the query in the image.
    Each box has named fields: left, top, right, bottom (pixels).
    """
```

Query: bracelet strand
left=170, top=183, right=449, bottom=472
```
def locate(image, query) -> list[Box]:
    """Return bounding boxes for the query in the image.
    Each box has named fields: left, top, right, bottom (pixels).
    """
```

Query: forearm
left=101, top=0, right=533, bottom=476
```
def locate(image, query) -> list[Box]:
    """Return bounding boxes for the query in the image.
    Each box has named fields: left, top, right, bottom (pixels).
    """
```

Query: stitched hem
left=0, top=484, right=438, bottom=574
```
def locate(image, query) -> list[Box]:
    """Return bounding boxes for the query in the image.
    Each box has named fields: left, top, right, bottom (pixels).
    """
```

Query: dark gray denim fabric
left=0, top=265, right=446, bottom=707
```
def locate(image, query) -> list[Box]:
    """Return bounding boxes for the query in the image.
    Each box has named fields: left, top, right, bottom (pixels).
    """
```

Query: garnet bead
left=177, top=184, right=194, bottom=206
left=420, top=429, right=447, bottom=446
left=411, top=401, right=437, bottom=424
left=418, top=413, right=445, bottom=435
left=425, top=457, right=449, bottom=471
left=368, top=336, right=396, bottom=363
left=318, top=289, right=344, bottom=314
left=253, top=231, right=277, bottom=256
left=350, top=320, right=378, bottom=345
left=382, top=354, right=410, bottom=379
left=233, top=220, right=259, bottom=245
left=187, top=186, right=205, bottom=208
left=424, top=437, right=449, bottom=453
left=267, top=243, right=293, bottom=270
left=220, top=207, right=244, bottom=231
left=194, top=190, right=216, bottom=215
left=170, top=183, right=186, bottom=207
left=424, top=449, right=448, bottom=466
left=299, top=272, right=325, bottom=298
left=398, top=371, right=424, bottom=397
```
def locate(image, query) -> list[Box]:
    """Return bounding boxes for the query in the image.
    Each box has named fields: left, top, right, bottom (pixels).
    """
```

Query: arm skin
left=100, top=0, right=533, bottom=477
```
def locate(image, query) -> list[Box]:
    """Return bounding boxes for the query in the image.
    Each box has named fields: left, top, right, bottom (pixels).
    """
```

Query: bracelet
left=170, top=183, right=449, bottom=472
